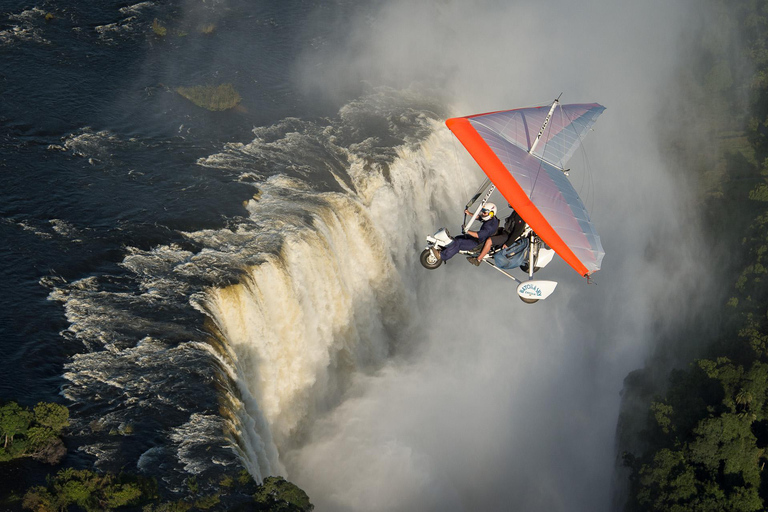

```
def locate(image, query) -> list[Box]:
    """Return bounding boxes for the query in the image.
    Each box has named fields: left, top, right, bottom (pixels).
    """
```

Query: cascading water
left=197, top=96, right=481, bottom=469
left=50, top=90, right=478, bottom=490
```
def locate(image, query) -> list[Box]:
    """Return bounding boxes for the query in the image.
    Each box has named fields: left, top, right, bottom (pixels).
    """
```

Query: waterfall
left=198, top=108, right=479, bottom=477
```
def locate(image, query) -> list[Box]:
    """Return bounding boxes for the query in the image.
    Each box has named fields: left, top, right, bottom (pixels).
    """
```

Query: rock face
left=32, top=438, right=67, bottom=465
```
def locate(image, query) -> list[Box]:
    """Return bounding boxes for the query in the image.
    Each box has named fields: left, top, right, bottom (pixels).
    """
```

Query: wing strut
left=465, top=178, right=492, bottom=210
left=529, top=94, right=562, bottom=155
left=463, top=182, right=495, bottom=233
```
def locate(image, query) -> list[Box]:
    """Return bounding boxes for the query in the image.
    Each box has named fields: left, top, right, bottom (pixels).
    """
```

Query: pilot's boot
left=466, top=256, right=481, bottom=266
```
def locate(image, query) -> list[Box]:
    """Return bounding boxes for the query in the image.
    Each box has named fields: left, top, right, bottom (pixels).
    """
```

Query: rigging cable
left=562, top=105, right=598, bottom=221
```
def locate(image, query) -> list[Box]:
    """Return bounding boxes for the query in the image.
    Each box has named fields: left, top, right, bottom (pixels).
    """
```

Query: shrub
left=152, top=19, right=167, bottom=37
left=104, top=483, right=143, bottom=509
left=21, top=486, right=55, bottom=512
left=175, top=84, right=242, bottom=111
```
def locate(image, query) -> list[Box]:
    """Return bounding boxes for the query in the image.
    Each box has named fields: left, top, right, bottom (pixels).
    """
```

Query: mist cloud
left=282, top=0, right=714, bottom=510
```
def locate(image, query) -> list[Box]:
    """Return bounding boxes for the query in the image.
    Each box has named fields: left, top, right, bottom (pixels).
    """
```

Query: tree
left=254, top=476, right=314, bottom=512
left=0, top=402, right=33, bottom=449
left=21, top=486, right=56, bottom=512
left=635, top=448, right=696, bottom=511
left=689, top=414, right=763, bottom=511
left=23, top=468, right=151, bottom=512
left=104, top=483, right=143, bottom=509
left=626, top=358, right=768, bottom=511
left=33, top=403, right=69, bottom=433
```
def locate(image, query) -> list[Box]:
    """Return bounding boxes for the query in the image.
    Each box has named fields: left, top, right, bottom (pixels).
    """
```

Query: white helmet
left=480, top=203, right=497, bottom=221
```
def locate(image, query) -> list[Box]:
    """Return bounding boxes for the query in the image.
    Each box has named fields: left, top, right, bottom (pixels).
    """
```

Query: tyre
left=420, top=248, right=442, bottom=270
left=520, top=264, right=541, bottom=273
left=519, top=296, right=539, bottom=304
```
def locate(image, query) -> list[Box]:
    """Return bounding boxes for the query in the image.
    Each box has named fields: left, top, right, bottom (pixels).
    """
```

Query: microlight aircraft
left=420, top=97, right=606, bottom=303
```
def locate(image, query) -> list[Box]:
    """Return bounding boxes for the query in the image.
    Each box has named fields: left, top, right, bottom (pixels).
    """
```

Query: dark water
left=0, top=0, right=420, bottom=496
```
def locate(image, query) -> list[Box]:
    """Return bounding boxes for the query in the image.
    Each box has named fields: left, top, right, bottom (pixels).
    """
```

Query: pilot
left=467, top=204, right=527, bottom=266
left=436, top=203, right=499, bottom=262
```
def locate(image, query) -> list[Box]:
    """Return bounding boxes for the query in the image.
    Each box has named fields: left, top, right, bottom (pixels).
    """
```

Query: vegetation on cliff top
left=19, top=468, right=313, bottom=512
left=622, top=1, right=768, bottom=510
left=1, top=401, right=313, bottom=511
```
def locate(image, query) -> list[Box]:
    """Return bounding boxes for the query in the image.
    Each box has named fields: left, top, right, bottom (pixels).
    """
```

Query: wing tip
left=445, top=117, right=464, bottom=130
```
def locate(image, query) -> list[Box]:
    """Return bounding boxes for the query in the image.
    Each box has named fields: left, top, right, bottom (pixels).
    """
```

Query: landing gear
left=519, top=297, right=539, bottom=304
left=520, top=238, right=540, bottom=274
left=420, top=248, right=442, bottom=270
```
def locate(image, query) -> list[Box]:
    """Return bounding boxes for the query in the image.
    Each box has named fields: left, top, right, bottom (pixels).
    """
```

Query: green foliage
left=26, top=426, right=56, bottom=448
left=58, top=478, right=92, bottom=509
left=104, top=484, right=143, bottom=509
left=627, top=365, right=767, bottom=511
left=186, top=476, right=198, bottom=494
left=175, top=84, right=242, bottom=111
left=635, top=448, right=696, bottom=510
left=238, top=468, right=255, bottom=487
left=749, top=184, right=768, bottom=201
left=33, top=403, right=69, bottom=433
left=142, top=501, right=192, bottom=512
left=623, top=2, right=768, bottom=508
left=740, top=320, right=768, bottom=356
left=23, top=468, right=153, bottom=512
left=651, top=401, right=674, bottom=434
left=152, top=19, right=167, bottom=37
left=690, top=415, right=761, bottom=485
left=0, top=402, right=33, bottom=448
left=16, top=464, right=314, bottom=512
left=0, top=401, right=68, bottom=464
left=22, top=486, right=55, bottom=512
left=193, top=493, right=220, bottom=509
left=254, top=476, right=314, bottom=512
left=0, top=401, right=313, bottom=512
left=220, top=475, right=234, bottom=488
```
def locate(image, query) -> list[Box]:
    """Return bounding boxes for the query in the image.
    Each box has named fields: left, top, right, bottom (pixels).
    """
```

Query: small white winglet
left=517, top=280, right=558, bottom=302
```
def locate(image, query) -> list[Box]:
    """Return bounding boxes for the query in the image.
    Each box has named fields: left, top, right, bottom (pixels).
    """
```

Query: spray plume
left=198, top=0, right=716, bottom=510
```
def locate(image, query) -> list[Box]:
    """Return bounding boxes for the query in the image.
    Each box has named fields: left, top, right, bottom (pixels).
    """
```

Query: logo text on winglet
left=519, top=283, right=542, bottom=297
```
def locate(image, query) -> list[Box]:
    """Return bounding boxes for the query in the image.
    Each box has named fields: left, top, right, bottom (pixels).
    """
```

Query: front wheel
left=519, top=297, right=539, bottom=304
left=420, top=248, right=442, bottom=270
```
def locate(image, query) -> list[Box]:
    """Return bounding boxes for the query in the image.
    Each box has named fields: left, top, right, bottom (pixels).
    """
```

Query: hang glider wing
left=446, top=103, right=605, bottom=277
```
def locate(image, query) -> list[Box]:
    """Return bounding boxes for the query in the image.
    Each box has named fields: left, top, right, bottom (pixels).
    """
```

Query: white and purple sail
left=446, top=101, right=605, bottom=277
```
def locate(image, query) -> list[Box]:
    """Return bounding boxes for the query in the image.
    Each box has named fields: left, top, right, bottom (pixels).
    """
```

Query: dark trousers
left=441, top=235, right=480, bottom=261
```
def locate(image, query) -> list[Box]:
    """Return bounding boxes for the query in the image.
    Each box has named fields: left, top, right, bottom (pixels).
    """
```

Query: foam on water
left=92, top=2, right=155, bottom=43
left=1, top=7, right=50, bottom=46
